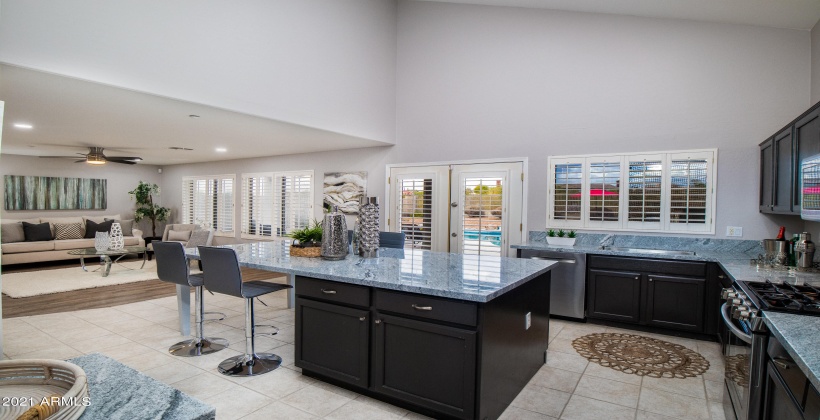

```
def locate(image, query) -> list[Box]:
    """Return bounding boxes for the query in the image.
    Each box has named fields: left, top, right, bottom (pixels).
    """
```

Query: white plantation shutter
left=242, top=171, right=313, bottom=239
left=181, top=175, right=235, bottom=236
left=547, top=149, right=716, bottom=234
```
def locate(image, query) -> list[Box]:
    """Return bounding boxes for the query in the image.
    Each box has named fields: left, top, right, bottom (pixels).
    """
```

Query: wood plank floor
left=1, top=259, right=286, bottom=318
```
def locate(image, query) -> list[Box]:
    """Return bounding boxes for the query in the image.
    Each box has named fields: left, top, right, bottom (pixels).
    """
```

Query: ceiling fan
left=39, top=147, right=143, bottom=165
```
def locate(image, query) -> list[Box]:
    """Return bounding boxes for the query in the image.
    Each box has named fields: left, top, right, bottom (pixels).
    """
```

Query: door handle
left=374, top=319, right=382, bottom=324
left=359, top=317, right=366, bottom=321
left=451, top=233, right=457, bottom=237
left=649, top=278, right=653, bottom=282
left=451, top=202, right=458, bottom=207
left=320, top=289, right=337, bottom=294
left=773, top=358, right=792, bottom=370
left=412, top=304, right=433, bottom=311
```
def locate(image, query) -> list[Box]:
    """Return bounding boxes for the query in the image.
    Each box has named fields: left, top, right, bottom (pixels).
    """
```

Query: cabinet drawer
left=375, top=289, right=478, bottom=327
left=295, top=276, right=370, bottom=307
left=589, top=255, right=707, bottom=277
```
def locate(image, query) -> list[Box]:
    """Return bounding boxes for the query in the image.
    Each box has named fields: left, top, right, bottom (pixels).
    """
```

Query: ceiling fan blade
left=39, top=155, right=85, bottom=159
left=107, top=158, right=138, bottom=165
left=107, top=156, right=142, bottom=161
left=75, top=160, right=86, bottom=163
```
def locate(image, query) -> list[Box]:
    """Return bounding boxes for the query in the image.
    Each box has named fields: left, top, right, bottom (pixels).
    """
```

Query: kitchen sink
left=599, top=246, right=696, bottom=256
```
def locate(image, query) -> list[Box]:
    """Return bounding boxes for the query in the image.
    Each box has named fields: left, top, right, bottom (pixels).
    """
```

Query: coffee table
left=67, top=246, right=148, bottom=277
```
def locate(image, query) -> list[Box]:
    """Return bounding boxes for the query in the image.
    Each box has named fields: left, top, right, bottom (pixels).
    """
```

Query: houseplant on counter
left=288, top=220, right=323, bottom=257
left=546, top=229, right=577, bottom=246
left=128, top=181, right=170, bottom=238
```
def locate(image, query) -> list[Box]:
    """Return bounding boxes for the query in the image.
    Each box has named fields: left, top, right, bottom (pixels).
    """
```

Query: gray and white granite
left=763, top=312, right=820, bottom=390
left=187, top=242, right=555, bottom=302
left=69, top=353, right=215, bottom=420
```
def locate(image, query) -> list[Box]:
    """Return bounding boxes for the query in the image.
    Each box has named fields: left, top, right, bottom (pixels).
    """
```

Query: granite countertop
left=514, top=232, right=820, bottom=390
left=186, top=241, right=555, bottom=302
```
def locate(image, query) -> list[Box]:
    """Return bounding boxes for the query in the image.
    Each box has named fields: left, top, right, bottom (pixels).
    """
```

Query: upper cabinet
left=760, top=101, right=820, bottom=215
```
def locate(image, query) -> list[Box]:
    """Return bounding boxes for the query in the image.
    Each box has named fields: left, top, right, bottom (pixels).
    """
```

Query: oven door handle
left=721, top=302, right=752, bottom=344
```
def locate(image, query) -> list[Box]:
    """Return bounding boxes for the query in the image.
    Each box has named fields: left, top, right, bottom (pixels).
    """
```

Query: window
left=241, top=171, right=313, bottom=239
left=181, top=175, right=235, bottom=236
left=547, top=149, right=716, bottom=234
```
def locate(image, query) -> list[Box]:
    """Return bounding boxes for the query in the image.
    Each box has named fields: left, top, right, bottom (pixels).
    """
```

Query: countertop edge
left=763, top=314, right=820, bottom=391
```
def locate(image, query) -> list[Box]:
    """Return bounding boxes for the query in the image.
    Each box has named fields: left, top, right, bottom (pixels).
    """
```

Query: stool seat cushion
left=241, top=280, right=292, bottom=299
left=188, top=273, right=204, bottom=287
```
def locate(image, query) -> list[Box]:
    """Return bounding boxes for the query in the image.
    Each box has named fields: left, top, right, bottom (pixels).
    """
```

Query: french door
left=387, top=162, right=524, bottom=257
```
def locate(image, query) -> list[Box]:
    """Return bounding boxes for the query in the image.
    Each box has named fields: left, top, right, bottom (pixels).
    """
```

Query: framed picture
left=323, top=172, right=367, bottom=214
left=4, top=175, right=107, bottom=210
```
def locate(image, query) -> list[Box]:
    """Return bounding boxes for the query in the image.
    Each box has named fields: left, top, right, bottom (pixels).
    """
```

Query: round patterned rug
left=572, top=332, right=710, bottom=379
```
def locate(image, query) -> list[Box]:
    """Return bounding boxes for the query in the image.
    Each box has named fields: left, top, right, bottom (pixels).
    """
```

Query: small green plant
left=287, top=220, right=323, bottom=246
left=547, top=229, right=556, bottom=237
left=557, top=229, right=566, bottom=238
left=567, top=230, right=577, bottom=238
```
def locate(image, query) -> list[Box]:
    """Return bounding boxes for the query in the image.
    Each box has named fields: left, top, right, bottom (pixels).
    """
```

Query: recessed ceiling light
left=215, top=147, right=227, bottom=153
left=13, top=123, right=33, bottom=129
left=189, top=114, right=200, bottom=118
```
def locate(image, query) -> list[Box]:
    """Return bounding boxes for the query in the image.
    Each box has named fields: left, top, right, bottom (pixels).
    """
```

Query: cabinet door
left=295, top=298, right=370, bottom=388
left=794, top=109, right=820, bottom=212
left=762, top=363, right=804, bottom=420
left=760, top=138, right=775, bottom=213
left=372, top=313, right=476, bottom=419
left=587, top=269, right=642, bottom=323
left=773, top=128, right=794, bottom=213
left=644, top=274, right=705, bottom=332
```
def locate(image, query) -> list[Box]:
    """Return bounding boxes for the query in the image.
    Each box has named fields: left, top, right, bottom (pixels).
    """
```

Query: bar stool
left=153, top=241, right=228, bottom=357
left=198, top=246, right=293, bottom=376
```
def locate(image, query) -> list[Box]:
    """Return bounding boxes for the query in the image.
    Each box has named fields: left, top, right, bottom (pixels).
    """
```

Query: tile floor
left=2, top=291, right=728, bottom=419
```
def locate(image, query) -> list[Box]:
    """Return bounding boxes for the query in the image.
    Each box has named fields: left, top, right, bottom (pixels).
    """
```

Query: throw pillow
left=167, top=229, right=192, bottom=242
left=186, top=230, right=211, bottom=247
left=1, top=223, right=26, bottom=244
left=54, top=222, right=84, bottom=240
left=83, top=219, right=114, bottom=239
left=105, top=218, right=134, bottom=236
left=21, top=222, right=53, bottom=242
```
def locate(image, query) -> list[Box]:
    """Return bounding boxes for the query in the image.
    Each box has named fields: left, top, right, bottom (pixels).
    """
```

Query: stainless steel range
left=720, top=278, right=820, bottom=420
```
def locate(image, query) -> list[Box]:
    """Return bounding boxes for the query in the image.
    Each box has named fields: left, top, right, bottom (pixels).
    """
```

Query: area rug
left=572, top=332, right=710, bottom=378
left=2, top=261, right=164, bottom=298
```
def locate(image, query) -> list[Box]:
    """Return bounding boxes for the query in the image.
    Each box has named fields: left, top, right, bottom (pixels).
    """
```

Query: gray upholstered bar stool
left=347, top=231, right=407, bottom=249
left=198, top=246, right=293, bottom=376
left=153, top=241, right=228, bottom=357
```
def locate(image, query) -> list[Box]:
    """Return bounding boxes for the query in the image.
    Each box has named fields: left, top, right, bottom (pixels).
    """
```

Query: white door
left=450, top=163, right=523, bottom=257
left=388, top=162, right=524, bottom=257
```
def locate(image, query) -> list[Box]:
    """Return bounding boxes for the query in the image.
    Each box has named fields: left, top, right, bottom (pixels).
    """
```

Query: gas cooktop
left=740, top=280, right=820, bottom=316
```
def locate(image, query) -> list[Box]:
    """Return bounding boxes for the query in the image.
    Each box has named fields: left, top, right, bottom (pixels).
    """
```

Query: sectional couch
left=0, top=214, right=145, bottom=266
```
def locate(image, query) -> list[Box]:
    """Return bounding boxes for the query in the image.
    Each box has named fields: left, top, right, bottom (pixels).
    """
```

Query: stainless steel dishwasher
left=519, top=249, right=586, bottom=320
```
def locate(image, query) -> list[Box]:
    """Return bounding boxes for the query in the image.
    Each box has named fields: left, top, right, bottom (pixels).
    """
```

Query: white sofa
left=1, top=214, right=145, bottom=266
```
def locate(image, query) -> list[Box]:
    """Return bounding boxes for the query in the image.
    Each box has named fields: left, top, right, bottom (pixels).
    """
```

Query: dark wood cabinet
left=795, top=109, right=820, bottom=212
left=761, top=138, right=775, bottom=212
left=586, top=256, right=710, bottom=334
left=644, top=274, right=705, bottom=332
left=372, top=313, right=477, bottom=419
left=295, top=297, right=370, bottom=388
left=587, top=269, right=642, bottom=323
left=774, top=128, right=795, bottom=213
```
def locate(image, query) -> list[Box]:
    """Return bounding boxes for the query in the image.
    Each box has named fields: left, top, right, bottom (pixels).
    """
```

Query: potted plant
left=287, top=220, right=323, bottom=257
left=546, top=229, right=577, bottom=247
left=129, top=181, right=170, bottom=238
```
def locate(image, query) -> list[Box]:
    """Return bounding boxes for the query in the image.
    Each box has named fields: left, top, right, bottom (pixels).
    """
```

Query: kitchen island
left=186, top=242, right=556, bottom=419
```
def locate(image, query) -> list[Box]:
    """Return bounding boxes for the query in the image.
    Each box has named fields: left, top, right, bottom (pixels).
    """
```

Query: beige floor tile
left=705, top=380, right=725, bottom=402
left=177, top=347, right=242, bottom=370
left=13, top=343, right=83, bottom=360
left=638, top=387, right=710, bottom=420
left=702, top=364, right=726, bottom=383
left=240, top=401, right=319, bottom=420
left=279, top=384, right=353, bottom=417
left=574, top=375, right=641, bottom=408
left=71, top=333, right=136, bottom=353
left=642, top=375, right=706, bottom=400
left=243, top=364, right=316, bottom=398
left=119, top=349, right=177, bottom=371
left=352, top=395, right=409, bottom=417
left=709, top=401, right=728, bottom=420
left=203, top=387, right=273, bottom=420
left=402, top=411, right=435, bottom=419
left=325, top=399, right=405, bottom=420
left=547, top=338, right=577, bottom=355
left=546, top=350, right=589, bottom=373
left=311, top=380, right=361, bottom=400
left=4, top=331, right=66, bottom=357
left=510, top=385, right=571, bottom=417
left=528, top=366, right=582, bottom=393
left=582, top=362, right=643, bottom=386
left=499, top=406, right=558, bottom=420
left=95, top=342, right=156, bottom=361
left=636, top=410, right=681, bottom=419
left=142, top=359, right=206, bottom=385
left=560, top=394, right=637, bottom=420
left=171, top=371, right=238, bottom=400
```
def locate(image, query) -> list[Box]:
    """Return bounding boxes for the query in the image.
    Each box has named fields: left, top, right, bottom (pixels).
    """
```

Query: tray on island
left=0, top=359, right=88, bottom=420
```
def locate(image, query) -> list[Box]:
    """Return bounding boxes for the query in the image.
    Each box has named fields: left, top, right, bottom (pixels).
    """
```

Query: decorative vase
left=109, top=222, right=124, bottom=250
left=546, top=237, right=576, bottom=247
left=94, top=232, right=110, bottom=251
left=321, top=208, right=348, bottom=260
left=357, top=197, right=380, bottom=258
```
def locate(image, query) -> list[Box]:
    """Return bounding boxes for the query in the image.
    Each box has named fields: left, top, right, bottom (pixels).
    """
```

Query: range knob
left=729, top=298, right=743, bottom=306
left=733, top=306, right=750, bottom=318
left=721, top=289, right=738, bottom=300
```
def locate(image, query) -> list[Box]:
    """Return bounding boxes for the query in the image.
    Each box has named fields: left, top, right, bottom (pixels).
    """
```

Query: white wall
left=160, top=1, right=812, bottom=241
left=813, top=18, right=820, bottom=104
left=0, top=155, right=164, bottom=236
left=0, top=0, right=398, bottom=143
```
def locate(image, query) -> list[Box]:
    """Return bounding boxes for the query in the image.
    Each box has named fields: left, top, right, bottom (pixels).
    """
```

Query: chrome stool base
left=169, top=337, right=229, bottom=357
left=217, top=353, right=282, bottom=377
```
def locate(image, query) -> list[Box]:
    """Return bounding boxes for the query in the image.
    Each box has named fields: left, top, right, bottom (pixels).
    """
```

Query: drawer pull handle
left=320, top=289, right=337, bottom=294
left=375, top=319, right=381, bottom=324
left=359, top=317, right=366, bottom=321
left=412, top=304, right=433, bottom=311
left=773, top=358, right=791, bottom=370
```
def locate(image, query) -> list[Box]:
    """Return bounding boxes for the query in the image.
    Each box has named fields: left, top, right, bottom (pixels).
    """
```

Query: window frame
left=180, top=174, right=236, bottom=237
left=240, top=170, right=314, bottom=240
left=547, top=149, right=717, bottom=235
